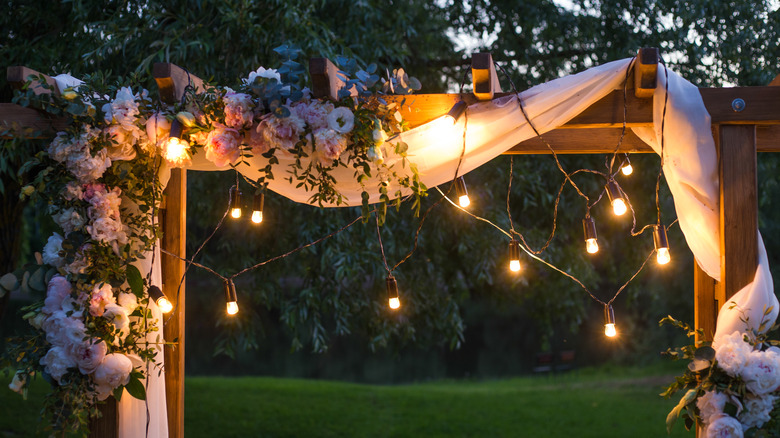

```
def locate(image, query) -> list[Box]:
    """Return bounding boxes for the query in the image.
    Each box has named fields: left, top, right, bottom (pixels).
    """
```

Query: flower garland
left=2, top=46, right=424, bottom=435
left=662, top=311, right=780, bottom=437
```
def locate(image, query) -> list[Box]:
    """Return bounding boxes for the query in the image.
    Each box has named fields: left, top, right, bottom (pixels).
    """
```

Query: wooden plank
left=769, top=74, right=780, bottom=87
left=160, top=168, right=186, bottom=438
left=718, top=124, right=758, bottom=303
left=153, top=63, right=205, bottom=104
left=701, top=87, right=780, bottom=124
left=505, top=128, right=653, bottom=154
left=88, top=397, right=118, bottom=438
left=633, top=48, right=658, bottom=98
left=0, top=103, right=68, bottom=138
left=7, top=66, right=58, bottom=95
left=694, top=260, right=718, bottom=343
left=309, top=57, right=358, bottom=100
left=472, top=53, right=501, bottom=101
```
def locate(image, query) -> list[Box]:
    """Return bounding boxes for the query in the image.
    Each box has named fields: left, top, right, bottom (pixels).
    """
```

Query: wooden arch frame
left=3, top=48, right=780, bottom=437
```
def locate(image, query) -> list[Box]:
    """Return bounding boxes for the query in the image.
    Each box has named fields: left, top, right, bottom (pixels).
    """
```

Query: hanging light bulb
left=386, top=275, right=401, bottom=310
left=251, top=192, right=264, bottom=224
left=604, top=304, right=617, bottom=337
left=225, top=280, right=239, bottom=315
left=147, top=285, right=173, bottom=314
left=455, top=176, right=470, bottom=208
left=508, top=239, right=521, bottom=272
left=654, top=224, right=671, bottom=265
left=606, top=180, right=627, bottom=216
left=620, top=154, right=633, bottom=176
left=230, top=187, right=242, bottom=219
left=163, top=118, right=191, bottom=165
left=443, top=101, right=467, bottom=126
left=582, top=216, right=599, bottom=254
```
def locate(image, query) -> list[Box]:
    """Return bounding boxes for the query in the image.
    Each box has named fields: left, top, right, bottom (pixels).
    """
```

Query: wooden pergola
left=2, top=48, right=779, bottom=437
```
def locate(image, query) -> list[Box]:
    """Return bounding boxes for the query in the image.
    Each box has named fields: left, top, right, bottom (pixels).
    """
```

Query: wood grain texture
left=701, top=87, right=780, bottom=124
left=160, top=168, right=186, bottom=438
left=7, top=66, right=58, bottom=95
left=718, top=125, right=758, bottom=303
left=153, top=63, right=205, bottom=104
left=471, top=53, right=501, bottom=101
left=88, top=397, right=118, bottom=438
left=694, top=260, right=718, bottom=343
left=505, top=128, right=653, bottom=154
left=0, top=103, right=68, bottom=138
left=309, top=57, right=356, bottom=100
left=633, top=48, right=658, bottom=98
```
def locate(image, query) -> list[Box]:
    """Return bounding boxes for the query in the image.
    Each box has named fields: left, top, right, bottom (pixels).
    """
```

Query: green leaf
left=113, top=386, right=123, bottom=401
left=125, top=376, right=146, bottom=400
left=0, top=273, right=18, bottom=291
left=28, top=267, right=46, bottom=292
left=126, top=265, right=144, bottom=298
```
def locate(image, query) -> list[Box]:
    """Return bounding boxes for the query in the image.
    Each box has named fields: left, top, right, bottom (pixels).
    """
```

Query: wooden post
left=471, top=53, right=501, bottom=101
left=694, top=260, right=717, bottom=343
left=633, top=48, right=658, bottom=98
left=154, top=62, right=198, bottom=438
left=309, top=57, right=355, bottom=100
left=88, top=397, right=118, bottom=438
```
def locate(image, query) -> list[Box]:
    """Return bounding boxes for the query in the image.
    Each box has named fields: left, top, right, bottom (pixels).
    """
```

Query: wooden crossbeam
left=7, top=66, right=58, bottom=95
left=472, top=53, right=501, bottom=100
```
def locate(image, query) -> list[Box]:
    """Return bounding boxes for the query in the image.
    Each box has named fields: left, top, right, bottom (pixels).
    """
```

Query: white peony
left=697, top=390, right=728, bottom=425
left=39, top=345, right=77, bottom=383
left=244, top=66, right=281, bottom=84
left=738, top=394, right=776, bottom=430
left=104, top=125, right=138, bottom=161
left=145, top=112, right=171, bottom=147
left=117, top=292, right=138, bottom=313
left=327, top=107, right=354, bottom=134
left=93, top=353, right=133, bottom=400
left=105, top=87, right=140, bottom=130
left=89, top=283, right=115, bottom=317
left=67, top=148, right=111, bottom=183
left=70, top=339, right=107, bottom=374
left=705, top=415, right=743, bottom=438
left=51, top=207, right=86, bottom=235
left=742, top=349, right=780, bottom=394
left=103, top=303, right=130, bottom=340
left=714, top=331, right=753, bottom=377
left=42, top=233, right=65, bottom=268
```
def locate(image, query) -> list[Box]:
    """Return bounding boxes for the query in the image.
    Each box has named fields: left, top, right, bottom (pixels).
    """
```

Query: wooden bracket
left=309, top=57, right=356, bottom=101
left=7, top=66, right=58, bottom=95
left=633, top=48, right=658, bottom=98
left=153, top=63, right=205, bottom=105
left=471, top=53, right=502, bottom=101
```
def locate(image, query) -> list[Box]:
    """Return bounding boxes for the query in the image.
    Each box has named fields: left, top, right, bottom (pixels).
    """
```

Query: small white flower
left=327, top=107, right=354, bottom=134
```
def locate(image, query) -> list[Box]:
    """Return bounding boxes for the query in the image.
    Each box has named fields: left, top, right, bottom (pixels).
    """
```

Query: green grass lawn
left=1, top=364, right=694, bottom=437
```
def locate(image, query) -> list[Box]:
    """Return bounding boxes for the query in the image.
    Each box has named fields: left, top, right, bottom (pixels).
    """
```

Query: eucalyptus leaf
left=0, top=273, right=18, bottom=291
left=694, top=346, right=716, bottom=361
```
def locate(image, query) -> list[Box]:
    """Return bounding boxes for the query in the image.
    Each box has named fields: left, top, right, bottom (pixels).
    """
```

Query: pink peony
left=61, top=181, right=84, bottom=201
left=93, top=353, right=134, bottom=400
left=257, top=110, right=305, bottom=151
left=40, top=346, right=77, bottom=383
left=70, top=339, right=107, bottom=374
left=104, top=125, right=138, bottom=161
left=223, top=92, right=254, bottom=128
left=742, top=349, right=780, bottom=394
left=293, top=100, right=333, bottom=131
left=204, top=128, right=241, bottom=167
left=705, top=415, right=743, bottom=438
left=313, top=128, right=348, bottom=165
left=43, top=275, right=72, bottom=315
left=89, top=284, right=116, bottom=317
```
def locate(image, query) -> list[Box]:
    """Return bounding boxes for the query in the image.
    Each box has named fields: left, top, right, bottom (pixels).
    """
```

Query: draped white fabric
left=54, top=56, right=776, bottom=436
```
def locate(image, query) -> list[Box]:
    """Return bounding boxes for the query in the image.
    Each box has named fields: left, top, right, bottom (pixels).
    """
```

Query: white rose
left=42, top=233, right=65, bottom=268
left=327, top=107, right=354, bottom=134
left=742, top=349, right=780, bottom=394
left=93, top=353, right=133, bottom=400
left=714, top=331, right=753, bottom=377
left=704, top=414, right=743, bottom=438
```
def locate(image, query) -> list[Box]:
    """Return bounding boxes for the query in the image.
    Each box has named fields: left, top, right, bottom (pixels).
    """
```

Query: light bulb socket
left=508, top=239, right=521, bottom=261
left=148, top=285, right=166, bottom=302
left=230, top=187, right=242, bottom=211
left=169, top=118, right=183, bottom=139
left=446, top=101, right=468, bottom=123
left=583, top=216, right=597, bottom=241
left=622, top=154, right=631, bottom=167
left=386, top=275, right=399, bottom=299
left=253, top=192, right=265, bottom=212
left=224, top=280, right=238, bottom=303
left=604, top=304, right=615, bottom=325
left=455, top=177, right=468, bottom=198
left=606, top=180, right=623, bottom=203
left=653, top=225, right=669, bottom=250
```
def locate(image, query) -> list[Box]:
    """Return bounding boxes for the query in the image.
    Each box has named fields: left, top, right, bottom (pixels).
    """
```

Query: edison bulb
left=509, top=260, right=521, bottom=272
left=611, top=198, right=627, bottom=216
left=226, top=301, right=239, bottom=315
left=251, top=210, right=263, bottom=224
left=621, top=163, right=633, bottom=176
left=231, top=208, right=242, bottom=219
left=164, top=137, right=189, bottom=165
left=657, top=247, right=671, bottom=265
left=605, top=323, right=617, bottom=337
left=586, top=238, right=599, bottom=254
left=156, top=297, right=173, bottom=314
left=389, top=297, right=401, bottom=309
left=458, top=195, right=471, bottom=208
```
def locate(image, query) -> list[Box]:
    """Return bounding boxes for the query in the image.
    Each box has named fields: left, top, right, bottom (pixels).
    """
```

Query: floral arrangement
left=1, top=45, right=424, bottom=435
left=661, top=310, right=780, bottom=438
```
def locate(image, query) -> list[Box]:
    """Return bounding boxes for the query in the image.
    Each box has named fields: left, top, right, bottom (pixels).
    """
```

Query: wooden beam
left=0, top=103, right=68, bottom=138
left=472, top=53, right=501, bottom=101
left=153, top=63, right=205, bottom=104
left=633, top=48, right=658, bottom=98
left=7, top=66, right=58, bottom=95
left=701, top=87, right=780, bottom=124
left=506, top=128, right=652, bottom=154
left=160, top=169, right=186, bottom=438
left=769, top=74, right=780, bottom=87
left=717, top=124, right=758, bottom=304
left=309, top=58, right=357, bottom=101
left=694, top=260, right=717, bottom=343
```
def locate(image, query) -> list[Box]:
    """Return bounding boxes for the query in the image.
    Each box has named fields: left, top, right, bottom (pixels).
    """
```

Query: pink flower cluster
left=205, top=127, right=242, bottom=167
left=223, top=92, right=254, bottom=129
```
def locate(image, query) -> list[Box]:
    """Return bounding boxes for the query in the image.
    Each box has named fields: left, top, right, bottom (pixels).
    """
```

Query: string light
left=455, top=176, right=470, bottom=208
left=386, top=275, right=401, bottom=310
left=443, top=101, right=467, bottom=126
left=251, top=192, right=264, bottom=224
left=230, top=187, right=242, bottom=219
left=604, top=304, right=617, bottom=337
left=163, top=118, right=191, bottom=165
left=620, top=154, right=633, bottom=176
left=225, top=280, right=239, bottom=315
left=582, top=216, right=599, bottom=254
left=605, top=180, right=627, bottom=216
left=508, top=239, right=521, bottom=272
left=654, top=225, right=671, bottom=265
left=147, top=285, right=173, bottom=314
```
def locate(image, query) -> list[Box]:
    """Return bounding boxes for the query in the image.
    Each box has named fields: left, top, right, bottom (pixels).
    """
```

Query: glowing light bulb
left=586, top=238, right=599, bottom=254
left=230, top=187, right=242, bottom=219
left=231, top=208, right=242, bottom=219
left=604, top=304, right=617, bottom=338
left=224, top=280, right=239, bottom=315
left=611, top=198, right=627, bottom=216
left=386, top=275, right=401, bottom=310
left=657, top=247, right=671, bottom=265
left=583, top=217, right=598, bottom=254
left=251, top=210, right=263, bottom=224
left=164, top=137, right=190, bottom=165
left=455, top=176, right=471, bottom=208
left=508, top=239, right=522, bottom=272
left=226, top=301, right=239, bottom=315
left=458, top=195, right=471, bottom=208
left=509, top=259, right=521, bottom=272
left=443, top=101, right=467, bottom=126
left=621, top=163, right=633, bottom=176
left=605, top=323, right=617, bottom=337
left=156, top=297, right=173, bottom=314
left=251, top=193, right=264, bottom=224
left=389, top=297, right=401, bottom=309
